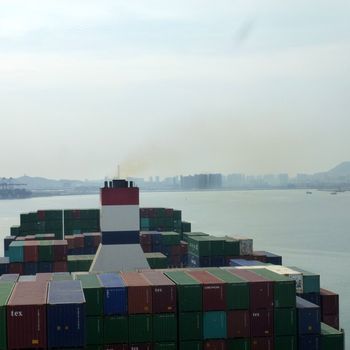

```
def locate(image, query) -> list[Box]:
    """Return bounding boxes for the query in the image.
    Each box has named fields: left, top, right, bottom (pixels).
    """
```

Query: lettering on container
left=10, top=310, right=23, bottom=317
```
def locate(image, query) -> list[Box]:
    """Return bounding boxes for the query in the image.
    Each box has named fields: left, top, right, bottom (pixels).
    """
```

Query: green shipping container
left=129, top=315, right=153, bottom=343
left=182, top=232, right=209, bottom=242
left=104, top=316, right=128, bottom=344
left=187, top=236, right=211, bottom=257
left=145, top=253, right=168, bottom=269
left=247, top=268, right=296, bottom=308
left=153, top=314, right=177, bottom=341
left=320, top=323, right=344, bottom=350
left=52, top=272, right=73, bottom=281
left=44, top=210, right=63, bottom=221
left=74, top=274, right=103, bottom=316
left=208, top=237, right=226, bottom=256
left=290, top=266, right=320, bottom=294
left=181, top=222, right=192, bottom=233
left=86, top=316, right=104, bottom=345
left=178, top=312, right=203, bottom=341
left=39, top=240, right=54, bottom=262
left=161, top=232, right=181, bottom=246
left=154, top=343, right=177, bottom=350
left=173, top=210, right=182, bottom=220
left=8, top=241, right=24, bottom=262
left=165, top=271, right=202, bottom=312
left=67, top=257, right=77, bottom=272
left=227, top=339, right=251, bottom=350
left=0, top=282, right=15, bottom=350
left=274, top=336, right=297, bottom=350
left=203, top=311, right=227, bottom=340
left=274, top=308, right=297, bottom=336
left=10, top=226, right=20, bottom=236
left=224, top=237, right=240, bottom=256
left=180, top=341, right=202, bottom=350
left=206, top=268, right=249, bottom=310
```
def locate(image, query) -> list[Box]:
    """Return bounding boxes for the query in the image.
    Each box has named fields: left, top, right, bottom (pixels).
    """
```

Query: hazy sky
left=1, top=0, right=349, bottom=179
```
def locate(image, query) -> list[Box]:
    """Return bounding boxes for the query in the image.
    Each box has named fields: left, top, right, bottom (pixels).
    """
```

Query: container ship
left=0, top=179, right=344, bottom=350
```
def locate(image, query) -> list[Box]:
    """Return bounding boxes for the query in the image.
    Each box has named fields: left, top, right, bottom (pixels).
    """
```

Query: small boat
left=306, top=191, right=312, bottom=194
left=331, top=192, right=337, bottom=195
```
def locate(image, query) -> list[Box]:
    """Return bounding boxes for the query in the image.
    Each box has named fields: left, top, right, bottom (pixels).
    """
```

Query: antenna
left=117, top=164, right=121, bottom=179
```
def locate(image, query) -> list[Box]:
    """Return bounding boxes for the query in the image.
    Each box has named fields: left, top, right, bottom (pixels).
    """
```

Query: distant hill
left=15, top=176, right=102, bottom=190
left=325, top=162, right=350, bottom=177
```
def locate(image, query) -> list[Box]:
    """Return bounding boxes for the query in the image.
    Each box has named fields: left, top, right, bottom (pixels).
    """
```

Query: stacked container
left=252, top=251, right=282, bottom=265
left=142, top=270, right=177, bottom=349
left=7, top=276, right=48, bottom=349
left=64, top=209, right=100, bottom=234
left=100, top=180, right=140, bottom=245
left=320, top=288, right=339, bottom=329
left=67, top=254, right=95, bottom=272
left=140, top=208, right=182, bottom=234
left=47, top=280, right=86, bottom=348
left=164, top=270, right=203, bottom=350
left=296, top=296, right=321, bottom=350
left=0, top=281, right=16, bottom=350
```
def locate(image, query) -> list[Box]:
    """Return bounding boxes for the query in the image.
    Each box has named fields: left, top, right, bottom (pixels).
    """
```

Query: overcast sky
left=0, top=0, right=349, bottom=179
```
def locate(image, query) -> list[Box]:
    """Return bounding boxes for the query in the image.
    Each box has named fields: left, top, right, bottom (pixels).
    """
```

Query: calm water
left=0, top=190, right=348, bottom=338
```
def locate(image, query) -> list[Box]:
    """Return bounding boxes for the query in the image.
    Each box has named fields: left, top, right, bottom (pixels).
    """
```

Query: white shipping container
left=100, top=205, right=140, bottom=232
left=266, top=265, right=304, bottom=293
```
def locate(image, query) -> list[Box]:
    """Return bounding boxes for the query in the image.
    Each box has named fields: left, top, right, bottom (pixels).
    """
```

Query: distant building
left=181, top=174, right=222, bottom=190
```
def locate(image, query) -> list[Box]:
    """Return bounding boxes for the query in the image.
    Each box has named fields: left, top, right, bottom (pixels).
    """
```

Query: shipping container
left=47, top=280, right=86, bottom=348
left=322, top=313, right=339, bottom=330
left=120, top=272, right=152, bottom=314
left=252, top=251, right=282, bottom=265
left=179, top=341, right=202, bottom=350
left=178, top=312, right=203, bottom=341
left=128, top=343, right=152, bottom=350
left=290, top=267, right=320, bottom=294
left=186, top=270, right=226, bottom=311
left=274, top=336, right=297, bottom=350
left=153, top=313, right=177, bottom=342
left=153, top=342, right=177, bottom=350
left=164, top=271, right=202, bottom=312
left=266, top=266, right=303, bottom=294
left=53, top=240, right=68, bottom=261
left=98, top=273, right=128, bottom=315
left=320, top=289, right=339, bottom=315
left=226, top=268, right=274, bottom=310
left=8, top=241, right=24, bottom=262
left=250, top=337, right=273, bottom=350
left=203, top=311, right=227, bottom=339
left=203, top=340, right=227, bottom=350
left=227, top=339, right=251, bottom=350
left=320, top=323, right=344, bottom=350
left=129, top=314, right=153, bottom=343
left=104, top=316, right=128, bottom=344
left=141, top=271, right=177, bottom=313
left=24, top=241, right=39, bottom=262
left=296, top=296, right=321, bottom=335
left=208, top=268, right=249, bottom=310
left=87, top=316, right=104, bottom=345
left=0, top=282, right=15, bottom=350
left=298, top=334, right=320, bottom=350
left=227, top=310, right=250, bottom=338
left=274, top=308, right=297, bottom=336
left=250, top=309, right=274, bottom=337
left=7, top=280, right=48, bottom=349
left=39, top=240, right=54, bottom=262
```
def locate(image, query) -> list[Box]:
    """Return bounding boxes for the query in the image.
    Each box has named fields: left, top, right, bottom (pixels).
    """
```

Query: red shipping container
left=129, top=344, right=153, bottom=350
left=250, top=310, right=274, bottom=337
left=105, top=345, right=128, bottom=350
left=53, top=240, right=68, bottom=261
left=187, top=270, right=226, bottom=311
left=180, top=241, right=188, bottom=255
left=101, top=187, right=139, bottom=206
left=74, top=235, right=85, bottom=248
left=140, top=233, right=152, bottom=246
left=36, top=273, right=53, bottom=283
left=120, top=272, right=152, bottom=314
left=170, top=245, right=181, bottom=256
left=203, top=340, right=227, bottom=350
left=141, top=271, right=177, bottom=313
left=251, top=337, right=274, bottom=350
left=227, top=269, right=274, bottom=310
left=53, top=261, right=68, bottom=273
left=142, top=245, right=152, bottom=253
left=227, top=310, right=250, bottom=338
left=322, top=313, right=339, bottom=330
left=93, top=233, right=102, bottom=247
left=320, top=288, right=339, bottom=315
left=24, top=241, right=39, bottom=262
left=65, top=236, right=75, bottom=249
left=9, top=263, right=23, bottom=275
left=37, top=210, right=45, bottom=221
left=169, top=255, right=181, bottom=267
left=7, top=281, right=48, bottom=349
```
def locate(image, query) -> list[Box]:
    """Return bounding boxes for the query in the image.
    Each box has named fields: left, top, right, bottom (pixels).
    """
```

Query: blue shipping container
left=0, top=257, right=9, bottom=275
left=24, top=262, right=38, bottom=275
left=298, top=334, right=320, bottom=350
left=229, top=259, right=265, bottom=267
left=210, top=256, right=225, bottom=267
left=101, top=231, right=139, bottom=245
left=298, top=293, right=321, bottom=306
left=296, top=297, right=321, bottom=335
left=98, top=273, right=128, bottom=315
left=47, top=280, right=86, bottom=348
left=188, top=254, right=211, bottom=268
left=38, top=261, right=53, bottom=273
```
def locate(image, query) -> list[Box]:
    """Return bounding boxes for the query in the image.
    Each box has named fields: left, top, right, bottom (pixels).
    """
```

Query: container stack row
left=140, top=208, right=183, bottom=234
left=10, top=209, right=100, bottom=239
left=0, top=267, right=344, bottom=350
left=140, top=231, right=188, bottom=268
left=65, top=232, right=101, bottom=255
